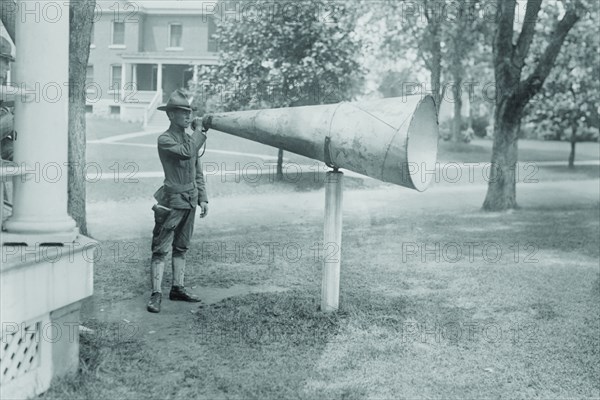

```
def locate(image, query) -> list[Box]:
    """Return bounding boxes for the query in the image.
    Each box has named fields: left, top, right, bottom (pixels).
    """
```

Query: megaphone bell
left=203, top=95, right=439, bottom=191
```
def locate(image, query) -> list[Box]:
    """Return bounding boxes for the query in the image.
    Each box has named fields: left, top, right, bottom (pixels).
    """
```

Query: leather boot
left=169, top=285, right=202, bottom=302
left=147, top=291, right=162, bottom=313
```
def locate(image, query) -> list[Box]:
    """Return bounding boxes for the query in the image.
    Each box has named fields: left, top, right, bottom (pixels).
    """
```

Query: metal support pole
left=321, top=170, right=343, bottom=312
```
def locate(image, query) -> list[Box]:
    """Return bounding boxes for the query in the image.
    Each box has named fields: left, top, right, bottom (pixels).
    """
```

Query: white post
left=321, top=170, right=343, bottom=312
left=156, top=63, right=163, bottom=98
left=120, top=62, right=126, bottom=101
left=132, top=64, right=137, bottom=90
left=3, top=0, right=77, bottom=244
left=192, top=64, right=199, bottom=85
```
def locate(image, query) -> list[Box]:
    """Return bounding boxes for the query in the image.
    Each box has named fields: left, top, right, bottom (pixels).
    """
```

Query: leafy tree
left=370, top=0, right=487, bottom=141
left=444, top=0, right=488, bottom=141
left=378, top=68, right=418, bottom=98
left=525, top=3, right=599, bottom=167
left=193, top=0, right=364, bottom=179
left=374, top=0, right=444, bottom=109
left=482, top=0, right=586, bottom=211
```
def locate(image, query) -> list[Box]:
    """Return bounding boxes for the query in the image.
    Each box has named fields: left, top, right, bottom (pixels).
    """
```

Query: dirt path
left=86, top=284, right=289, bottom=344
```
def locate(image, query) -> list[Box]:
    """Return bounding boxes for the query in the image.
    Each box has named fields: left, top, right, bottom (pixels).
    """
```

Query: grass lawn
left=437, top=139, right=599, bottom=163
left=41, top=194, right=599, bottom=399
left=86, top=115, right=143, bottom=141
left=35, top=123, right=599, bottom=399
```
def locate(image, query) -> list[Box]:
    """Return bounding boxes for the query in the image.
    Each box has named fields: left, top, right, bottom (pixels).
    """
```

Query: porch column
left=157, top=63, right=163, bottom=97
left=121, top=62, right=127, bottom=101
left=192, top=64, right=199, bottom=85
left=3, top=0, right=77, bottom=243
left=132, top=64, right=137, bottom=90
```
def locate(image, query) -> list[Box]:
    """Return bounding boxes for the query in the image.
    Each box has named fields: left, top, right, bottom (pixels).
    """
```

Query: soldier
left=147, top=89, right=209, bottom=313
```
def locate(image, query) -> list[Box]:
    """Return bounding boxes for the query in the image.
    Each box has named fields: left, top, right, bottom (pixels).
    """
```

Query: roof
left=96, top=0, right=218, bottom=15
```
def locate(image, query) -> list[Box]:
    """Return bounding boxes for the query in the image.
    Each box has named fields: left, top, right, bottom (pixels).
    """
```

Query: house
left=87, top=0, right=219, bottom=125
left=2, top=1, right=94, bottom=398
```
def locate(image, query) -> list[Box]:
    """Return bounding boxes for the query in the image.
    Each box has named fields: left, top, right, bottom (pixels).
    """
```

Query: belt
left=164, top=182, right=196, bottom=194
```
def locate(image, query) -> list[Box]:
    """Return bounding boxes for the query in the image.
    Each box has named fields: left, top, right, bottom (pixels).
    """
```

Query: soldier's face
left=169, top=109, right=191, bottom=129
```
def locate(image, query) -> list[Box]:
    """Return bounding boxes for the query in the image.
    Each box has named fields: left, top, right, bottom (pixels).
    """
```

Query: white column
left=120, top=62, right=126, bottom=101
left=3, top=0, right=77, bottom=243
left=192, top=64, right=199, bottom=85
left=156, top=63, right=163, bottom=97
left=321, top=171, right=343, bottom=312
left=132, top=64, right=137, bottom=90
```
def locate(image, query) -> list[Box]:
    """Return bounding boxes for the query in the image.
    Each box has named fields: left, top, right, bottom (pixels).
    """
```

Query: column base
left=1, top=228, right=79, bottom=246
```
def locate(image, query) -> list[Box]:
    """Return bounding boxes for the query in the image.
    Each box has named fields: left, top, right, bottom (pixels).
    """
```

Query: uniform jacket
left=154, top=128, right=208, bottom=209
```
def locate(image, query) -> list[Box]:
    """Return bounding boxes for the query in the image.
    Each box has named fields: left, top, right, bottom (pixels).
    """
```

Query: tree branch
left=517, top=6, right=581, bottom=106
left=494, top=0, right=517, bottom=84
left=514, top=0, right=542, bottom=69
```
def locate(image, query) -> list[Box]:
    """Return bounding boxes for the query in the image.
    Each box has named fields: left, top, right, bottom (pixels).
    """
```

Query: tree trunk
left=430, top=30, right=442, bottom=112
left=451, top=68, right=463, bottom=142
left=450, top=29, right=464, bottom=142
left=68, top=0, right=95, bottom=235
left=482, top=0, right=579, bottom=212
left=568, top=120, right=577, bottom=168
left=276, top=148, right=284, bottom=181
left=482, top=104, right=520, bottom=211
left=453, top=97, right=463, bottom=142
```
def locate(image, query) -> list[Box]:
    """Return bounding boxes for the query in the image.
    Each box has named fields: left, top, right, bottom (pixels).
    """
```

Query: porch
left=114, top=53, right=219, bottom=126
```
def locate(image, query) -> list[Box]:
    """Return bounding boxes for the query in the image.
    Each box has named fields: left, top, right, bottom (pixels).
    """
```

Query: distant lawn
left=438, top=139, right=599, bottom=163
left=86, top=115, right=143, bottom=140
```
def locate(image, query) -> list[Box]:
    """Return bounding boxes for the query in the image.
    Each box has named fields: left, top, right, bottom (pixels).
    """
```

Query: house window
left=112, top=21, right=125, bottom=45
left=85, top=65, right=94, bottom=86
left=110, top=65, right=122, bottom=91
left=169, top=24, right=182, bottom=48
left=90, top=24, right=95, bottom=45
left=85, top=105, right=93, bottom=113
left=110, top=106, right=120, bottom=115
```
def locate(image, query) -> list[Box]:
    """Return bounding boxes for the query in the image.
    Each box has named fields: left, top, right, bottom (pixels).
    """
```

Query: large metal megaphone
left=204, top=95, right=439, bottom=191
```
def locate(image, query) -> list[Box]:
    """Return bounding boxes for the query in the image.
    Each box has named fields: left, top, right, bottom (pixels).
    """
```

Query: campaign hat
left=157, top=89, right=196, bottom=112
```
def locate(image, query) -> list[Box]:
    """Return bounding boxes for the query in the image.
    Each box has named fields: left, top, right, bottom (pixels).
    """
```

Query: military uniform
left=147, top=89, right=209, bottom=313
left=151, top=127, right=208, bottom=260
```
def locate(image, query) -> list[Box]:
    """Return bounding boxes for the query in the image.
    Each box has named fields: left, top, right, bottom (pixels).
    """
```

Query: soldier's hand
left=199, top=202, right=209, bottom=218
left=191, top=117, right=203, bottom=132
left=201, top=115, right=212, bottom=133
